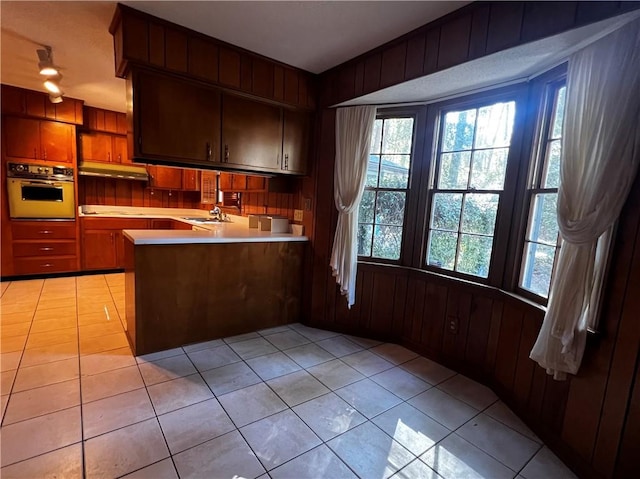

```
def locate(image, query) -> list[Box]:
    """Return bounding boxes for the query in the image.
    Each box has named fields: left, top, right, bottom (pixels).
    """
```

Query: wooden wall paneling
left=363, top=53, right=382, bottom=94
left=464, top=295, right=493, bottom=372
left=542, top=375, right=570, bottom=434
left=615, top=351, right=640, bottom=478
left=492, top=301, right=524, bottom=392
left=423, top=28, right=440, bottom=74
left=241, top=55, right=253, bottom=92
left=338, top=64, right=356, bottom=102
left=334, top=281, right=352, bottom=330
left=411, top=277, right=428, bottom=344
left=486, top=2, right=524, bottom=54
left=512, top=310, right=541, bottom=408
left=219, top=47, right=241, bottom=88
left=103, top=179, right=116, bottom=205
left=284, top=69, right=299, bottom=105
left=123, top=13, right=148, bottom=63
left=369, top=271, right=396, bottom=335
left=527, top=365, right=548, bottom=420
left=437, top=14, right=471, bottom=69
left=358, top=269, right=375, bottom=332
left=592, top=184, right=640, bottom=475
left=148, top=23, right=165, bottom=67
left=575, top=1, right=621, bottom=26
left=164, top=29, right=188, bottom=72
left=353, top=61, right=365, bottom=98
left=103, top=111, right=117, bottom=133
left=521, top=2, right=577, bottom=43
left=404, top=34, right=425, bottom=80
left=115, top=181, right=132, bottom=206
left=131, top=182, right=144, bottom=206
left=273, top=65, right=284, bottom=102
left=443, top=289, right=472, bottom=363
left=421, top=281, right=449, bottom=355
left=468, top=4, right=490, bottom=60
left=391, top=272, right=408, bottom=339
left=188, top=36, right=218, bottom=82
left=252, top=58, right=273, bottom=98
left=380, top=42, right=407, bottom=88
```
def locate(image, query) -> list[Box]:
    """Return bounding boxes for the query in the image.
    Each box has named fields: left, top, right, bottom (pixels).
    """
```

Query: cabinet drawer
left=13, top=241, right=77, bottom=258
left=11, top=221, right=76, bottom=240
left=81, top=218, right=149, bottom=230
left=13, top=257, right=78, bottom=275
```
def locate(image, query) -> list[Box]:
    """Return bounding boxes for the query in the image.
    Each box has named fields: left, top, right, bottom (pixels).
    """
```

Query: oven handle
left=21, top=180, right=65, bottom=188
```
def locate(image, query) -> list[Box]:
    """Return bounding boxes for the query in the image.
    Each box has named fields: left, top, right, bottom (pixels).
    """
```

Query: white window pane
left=442, top=109, right=476, bottom=152
left=474, top=101, right=516, bottom=149
left=527, top=193, right=559, bottom=245
left=379, top=154, right=410, bottom=188
left=470, top=148, right=509, bottom=190
left=372, top=225, right=402, bottom=260
left=432, top=193, right=463, bottom=231
left=456, top=234, right=492, bottom=278
left=375, top=191, right=406, bottom=226
left=427, top=230, right=457, bottom=270
left=520, top=242, right=556, bottom=297
left=358, top=224, right=373, bottom=257
left=461, top=193, right=499, bottom=235
left=359, top=190, right=375, bottom=223
left=382, top=118, right=414, bottom=154
left=438, top=152, right=471, bottom=189
left=370, top=119, right=383, bottom=154
left=551, top=86, right=566, bottom=140
left=366, top=155, right=380, bottom=187
left=543, top=140, right=561, bottom=188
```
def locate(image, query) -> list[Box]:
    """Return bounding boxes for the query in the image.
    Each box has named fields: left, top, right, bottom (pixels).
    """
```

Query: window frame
left=419, top=85, right=529, bottom=287
left=356, top=109, right=418, bottom=265
left=513, top=68, right=567, bottom=305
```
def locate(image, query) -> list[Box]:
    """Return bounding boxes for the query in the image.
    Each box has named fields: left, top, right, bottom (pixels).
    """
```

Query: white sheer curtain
left=330, top=106, right=377, bottom=308
left=530, top=18, right=640, bottom=380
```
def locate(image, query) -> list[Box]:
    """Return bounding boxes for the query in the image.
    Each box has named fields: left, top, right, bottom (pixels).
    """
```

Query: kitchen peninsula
left=122, top=216, right=306, bottom=355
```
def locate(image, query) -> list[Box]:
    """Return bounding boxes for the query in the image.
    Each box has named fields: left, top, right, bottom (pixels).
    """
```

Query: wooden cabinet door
left=40, top=121, right=74, bottom=163
left=221, top=93, right=282, bottom=171
left=148, top=165, right=183, bottom=190
left=282, top=109, right=310, bottom=175
left=182, top=169, right=200, bottom=191
left=135, top=70, right=221, bottom=164
left=79, top=132, right=112, bottom=163
left=4, top=117, right=40, bottom=160
left=82, top=230, right=118, bottom=270
left=112, top=135, right=129, bottom=163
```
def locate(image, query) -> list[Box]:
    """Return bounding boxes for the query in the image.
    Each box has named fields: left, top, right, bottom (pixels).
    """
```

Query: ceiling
left=0, top=1, right=468, bottom=112
left=1, top=2, right=638, bottom=113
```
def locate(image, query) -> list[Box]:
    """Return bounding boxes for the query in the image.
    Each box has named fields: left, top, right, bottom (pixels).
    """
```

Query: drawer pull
left=40, top=263, right=53, bottom=268
left=39, top=247, right=54, bottom=251
left=38, top=230, right=53, bottom=234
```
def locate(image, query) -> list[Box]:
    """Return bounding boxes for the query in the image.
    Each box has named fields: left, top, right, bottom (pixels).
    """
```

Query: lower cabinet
left=81, top=217, right=194, bottom=270
left=10, top=221, right=79, bottom=275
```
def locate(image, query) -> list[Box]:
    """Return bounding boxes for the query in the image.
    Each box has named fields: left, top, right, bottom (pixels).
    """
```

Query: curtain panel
left=530, top=18, right=640, bottom=380
left=330, top=106, right=377, bottom=308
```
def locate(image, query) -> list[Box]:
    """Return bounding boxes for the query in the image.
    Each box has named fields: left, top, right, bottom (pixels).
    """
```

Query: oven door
left=7, top=178, right=76, bottom=219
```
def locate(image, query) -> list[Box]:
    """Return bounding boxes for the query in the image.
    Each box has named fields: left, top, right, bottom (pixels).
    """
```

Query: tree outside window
left=358, top=117, right=414, bottom=261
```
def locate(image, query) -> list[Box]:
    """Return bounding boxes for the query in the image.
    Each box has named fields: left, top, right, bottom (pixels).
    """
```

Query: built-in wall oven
left=6, top=162, right=75, bottom=219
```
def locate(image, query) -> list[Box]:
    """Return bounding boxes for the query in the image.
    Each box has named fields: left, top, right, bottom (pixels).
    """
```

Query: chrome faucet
left=209, top=206, right=227, bottom=221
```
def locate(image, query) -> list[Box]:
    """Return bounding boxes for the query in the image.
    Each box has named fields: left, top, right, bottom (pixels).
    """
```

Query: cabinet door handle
left=206, top=142, right=212, bottom=161
left=38, top=230, right=53, bottom=234
left=224, top=145, right=229, bottom=163
left=118, top=154, right=122, bottom=162
left=40, top=263, right=53, bottom=268
left=39, top=247, right=54, bottom=251
left=284, top=154, right=289, bottom=170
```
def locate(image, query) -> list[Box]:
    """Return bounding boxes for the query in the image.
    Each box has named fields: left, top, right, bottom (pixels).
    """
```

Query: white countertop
left=80, top=205, right=308, bottom=245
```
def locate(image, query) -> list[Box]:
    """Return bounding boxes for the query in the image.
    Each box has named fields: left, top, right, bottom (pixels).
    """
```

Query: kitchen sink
left=182, top=217, right=231, bottom=223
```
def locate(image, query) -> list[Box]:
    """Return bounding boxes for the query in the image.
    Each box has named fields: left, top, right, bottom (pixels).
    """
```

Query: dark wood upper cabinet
left=4, top=117, right=74, bottom=163
left=147, top=165, right=183, bottom=190
left=221, top=93, right=282, bottom=172
left=282, top=109, right=310, bottom=175
left=132, top=69, right=221, bottom=166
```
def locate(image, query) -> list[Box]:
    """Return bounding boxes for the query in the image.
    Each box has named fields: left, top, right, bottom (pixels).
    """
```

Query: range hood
left=78, top=161, right=149, bottom=181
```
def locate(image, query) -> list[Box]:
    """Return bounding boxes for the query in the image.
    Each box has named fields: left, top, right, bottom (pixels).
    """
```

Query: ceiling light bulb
left=48, top=94, right=63, bottom=104
left=39, top=64, right=59, bottom=76
left=44, top=80, right=61, bottom=95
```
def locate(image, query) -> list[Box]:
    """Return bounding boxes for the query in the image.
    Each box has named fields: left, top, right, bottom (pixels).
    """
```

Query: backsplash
left=79, top=177, right=299, bottom=220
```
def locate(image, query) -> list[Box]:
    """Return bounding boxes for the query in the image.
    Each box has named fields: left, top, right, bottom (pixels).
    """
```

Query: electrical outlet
left=304, top=197, right=312, bottom=211
left=448, top=315, right=459, bottom=334
left=294, top=209, right=303, bottom=222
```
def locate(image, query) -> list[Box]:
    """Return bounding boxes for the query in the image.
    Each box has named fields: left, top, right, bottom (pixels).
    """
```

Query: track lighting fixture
left=36, top=45, right=64, bottom=103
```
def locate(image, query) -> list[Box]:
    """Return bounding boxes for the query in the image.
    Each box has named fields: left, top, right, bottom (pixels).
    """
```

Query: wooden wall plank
left=404, top=34, right=425, bottom=80
left=464, top=295, right=493, bottom=371
left=423, top=28, right=440, bottom=74
left=252, top=58, right=273, bottom=99
left=542, top=376, right=570, bottom=434
left=358, top=269, right=375, bottom=332
left=512, top=311, right=541, bottom=407
left=484, top=300, right=503, bottom=375
left=218, top=47, right=241, bottom=88
left=240, top=55, right=253, bottom=92
left=164, top=29, right=188, bottom=72
left=363, top=53, right=382, bottom=94
left=148, top=23, right=164, bottom=67
left=422, top=282, right=448, bottom=354
left=469, top=4, right=490, bottom=60
left=354, top=61, right=365, bottom=98
left=411, top=279, right=427, bottom=343
left=370, top=272, right=396, bottom=335
left=338, top=64, right=356, bottom=101
left=575, top=1, right=621, bottom=26
left=284, top=69, right=299, bottom=105
left=615, top=351, right=640, bottom=478
left=521, top=2, right=577, bottom=42
left=486, top=2, right=524, bottom=54
left=391, top=273, right=408, bottom=339
left=188, top=37, right=219, bottom=82
left=380, top=42, right=407, bottom=88
left=437, top=14, right=471, bottom=69
left=493, top=301, right=524, bottom=392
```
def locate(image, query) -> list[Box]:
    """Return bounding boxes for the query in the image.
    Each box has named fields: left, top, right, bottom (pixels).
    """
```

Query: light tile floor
left=0, top=274, right=578, bottom=479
